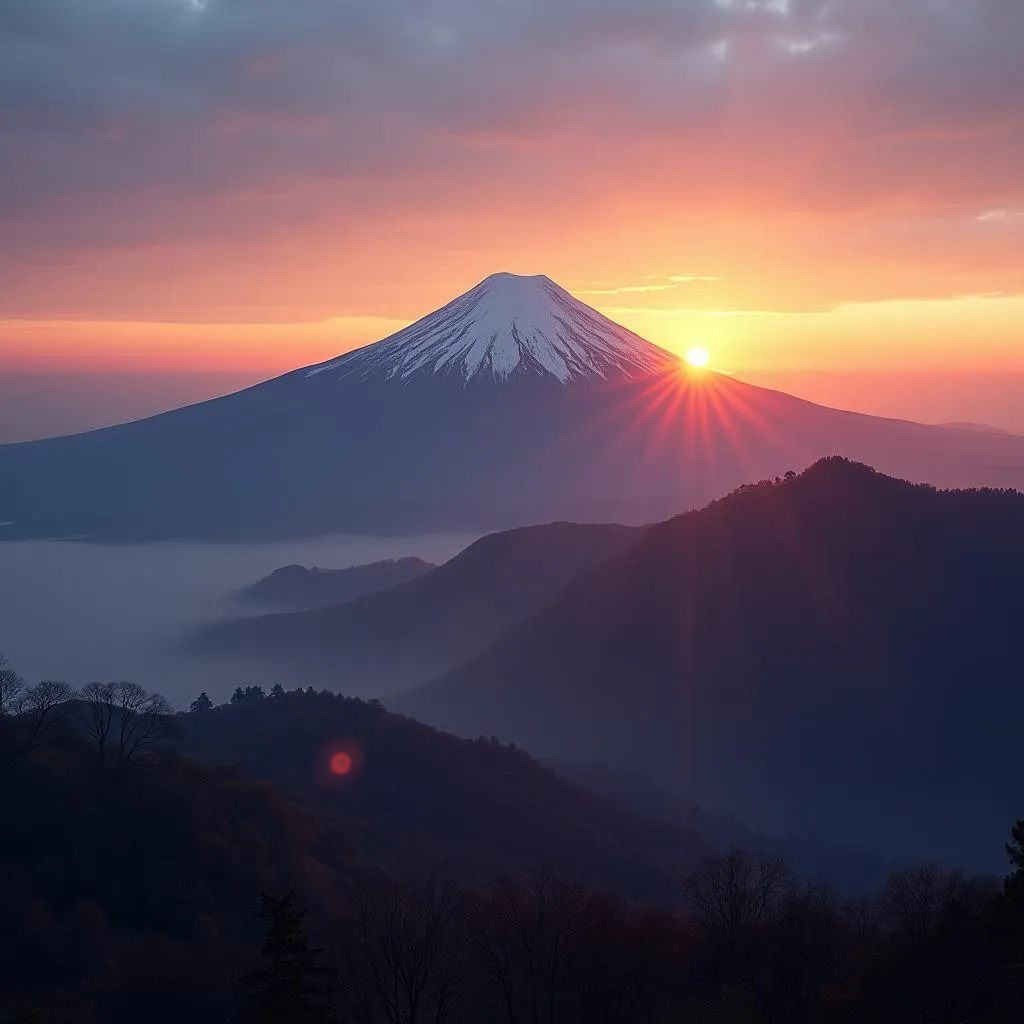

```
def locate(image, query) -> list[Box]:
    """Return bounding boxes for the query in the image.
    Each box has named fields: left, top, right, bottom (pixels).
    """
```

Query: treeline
left=1, top=651, right=176, bottom=770
left=3, top=655, right=1024, bottom=1022
left=243, top=844, right=1024, bottom=1024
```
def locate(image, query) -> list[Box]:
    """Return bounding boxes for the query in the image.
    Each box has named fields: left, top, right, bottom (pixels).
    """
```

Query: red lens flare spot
left=329, top=750, right=354, bottom=776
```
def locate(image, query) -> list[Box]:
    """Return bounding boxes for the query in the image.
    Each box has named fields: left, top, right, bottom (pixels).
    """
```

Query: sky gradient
left=1, top=0, right=1022, bottom=437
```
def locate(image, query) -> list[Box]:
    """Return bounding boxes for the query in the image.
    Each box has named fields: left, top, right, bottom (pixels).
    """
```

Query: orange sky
left=3, top=291, right=1024, bottom=379
left=1, top=0, right=1021, bottom=435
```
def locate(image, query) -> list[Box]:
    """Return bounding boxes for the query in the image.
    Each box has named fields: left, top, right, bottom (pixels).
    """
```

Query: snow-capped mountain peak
left=306, top=272, right=678, bottom=384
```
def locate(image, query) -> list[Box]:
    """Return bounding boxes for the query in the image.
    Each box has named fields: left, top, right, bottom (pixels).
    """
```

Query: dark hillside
left=176, top=689, right=708, bottom=901
left=401, top=460, right=1024, bottom=868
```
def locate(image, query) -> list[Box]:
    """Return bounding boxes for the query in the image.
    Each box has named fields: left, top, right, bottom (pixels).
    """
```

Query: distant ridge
left=239, top=556, right=436, bottom=610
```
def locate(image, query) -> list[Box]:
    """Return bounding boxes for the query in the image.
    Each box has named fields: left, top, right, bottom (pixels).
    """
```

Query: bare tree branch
left=0, top=651, right=24, bottom=718
left=681, top=849, right=790, bottom=940
left=1, top=653, right=74, bottom=766
left=336, top=875, right=470, bottom=1024
left=112, top=681, right=177, bottom=769
left=80, top=681, right=117, bottom=769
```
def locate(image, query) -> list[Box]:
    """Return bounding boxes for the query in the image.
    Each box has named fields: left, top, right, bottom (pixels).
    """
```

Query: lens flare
left=329, top=750, right=354, bottom=776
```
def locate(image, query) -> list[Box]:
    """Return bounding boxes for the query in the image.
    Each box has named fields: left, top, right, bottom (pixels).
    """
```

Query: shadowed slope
left=399, top=460, right=1024, bottom=869
left=176, top=690, right=708, bottom=900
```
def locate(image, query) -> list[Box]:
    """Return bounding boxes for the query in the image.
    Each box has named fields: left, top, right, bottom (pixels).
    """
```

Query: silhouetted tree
left=78, top=681, right=175, bottom=769
left=80, top=681, right=117, bottom=768
left=112, top=681, right=176, bottom=769
left=0, top=652, right=22, bottom=717
left=681, top=849, right=790, bottom=1005
left=336, top=875, right=469, bottom=1024
left=189, top=691, right=213, bottom=713
left=682, top=849, right=789, bottom=941
left=1007, top=821, right=1024, bottom=877
left=755, top=882, right=841, bottom=1024
left=472, top=870, right=588, bottom=1024
left=999, top=820, right=1024, bottom=938
left=270, top=684, right=286, bottom=699
left=0, top=655, right=73, bottom=767
left=242, top=891, right=331, bottom=1024
left=232, top=685, right=266, bottom=703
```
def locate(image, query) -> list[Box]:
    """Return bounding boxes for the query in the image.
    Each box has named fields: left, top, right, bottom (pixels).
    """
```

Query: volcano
left=1, top=272, right=1022, bottom=541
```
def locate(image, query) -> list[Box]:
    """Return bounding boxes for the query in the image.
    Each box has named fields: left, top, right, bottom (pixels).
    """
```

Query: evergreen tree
left=270, top=683, right=286, bottom=699
left=189, top=691, right=213, bottom=713
left=1007, top=820, right=1024, bottom=875
left=242, top=890, right=332, bottom=1024
left=1005, top=819, right=1024, bottom=911
left=231, top=686, right=246, bottom=704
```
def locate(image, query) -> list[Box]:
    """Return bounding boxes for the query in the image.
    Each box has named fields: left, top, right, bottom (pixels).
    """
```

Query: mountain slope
left=192, top=521, right=641, bottom=693
left=176, top=689, right=708, bottom=900
left=2, top=274, right=1023, bottom=541
left=399, top=460, right=1024, bottom=870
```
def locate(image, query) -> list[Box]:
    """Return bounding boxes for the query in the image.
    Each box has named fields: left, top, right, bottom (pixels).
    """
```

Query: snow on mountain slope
left=306, top=272, right=678, bottom=384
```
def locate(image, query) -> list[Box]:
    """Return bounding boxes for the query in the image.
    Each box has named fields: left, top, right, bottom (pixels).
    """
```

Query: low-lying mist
left=0, top=532, right=476, bottom=709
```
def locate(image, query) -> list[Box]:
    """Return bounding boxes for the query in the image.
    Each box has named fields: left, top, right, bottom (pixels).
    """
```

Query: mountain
left=398, top=460, right=1024, bottom=870
left=192, top=521, right=641, bottom=693
left=2, top=273, right=1024, bottom=540
left=239, top=556, right=436, bottom=610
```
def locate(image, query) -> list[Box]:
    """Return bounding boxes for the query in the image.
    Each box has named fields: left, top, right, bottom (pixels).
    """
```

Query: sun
left=685, top=346, right=710, bottom=368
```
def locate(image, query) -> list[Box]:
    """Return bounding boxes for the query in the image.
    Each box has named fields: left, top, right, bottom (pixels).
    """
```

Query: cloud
left=576, top=275, right=724, bottom=296
left=0, top=0, right=1022, bottom=319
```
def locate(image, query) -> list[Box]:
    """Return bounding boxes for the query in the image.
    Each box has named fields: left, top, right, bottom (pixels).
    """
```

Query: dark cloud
left=0, top=0, right=1021, bottom=316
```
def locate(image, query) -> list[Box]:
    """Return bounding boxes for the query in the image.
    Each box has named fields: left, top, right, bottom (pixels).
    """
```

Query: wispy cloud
left=977, top=208, right=1024, bottom=223
left=576, top=275, right=724, bottom=296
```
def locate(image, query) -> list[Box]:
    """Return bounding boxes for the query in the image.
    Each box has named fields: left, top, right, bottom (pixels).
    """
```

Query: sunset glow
left=685, top=347, right=711, bottom=369
left=1, top=0, right=1022, bottom=437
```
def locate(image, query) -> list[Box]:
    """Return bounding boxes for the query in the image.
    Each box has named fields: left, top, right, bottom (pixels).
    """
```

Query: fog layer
left=0, top=534, right=475, bottom=708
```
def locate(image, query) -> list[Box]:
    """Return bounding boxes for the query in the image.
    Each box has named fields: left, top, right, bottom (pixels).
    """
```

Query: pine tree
left=1007, top=820, right=1024, bottom=875
left=242, top=891, right=332, bottom=1024
left=189, top=691, right=213, bottom=713
left=1006, top=819, right=1024, bottom=911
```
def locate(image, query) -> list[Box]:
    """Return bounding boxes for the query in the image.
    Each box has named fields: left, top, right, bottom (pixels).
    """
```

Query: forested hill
left=175, top=686, right=708, bottom=896
left=3, top=670, right=1024, bottom=1022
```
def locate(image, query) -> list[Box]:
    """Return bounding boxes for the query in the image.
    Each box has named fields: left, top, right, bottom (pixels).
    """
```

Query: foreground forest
left=2, top=665, right=1024, bottom=1022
